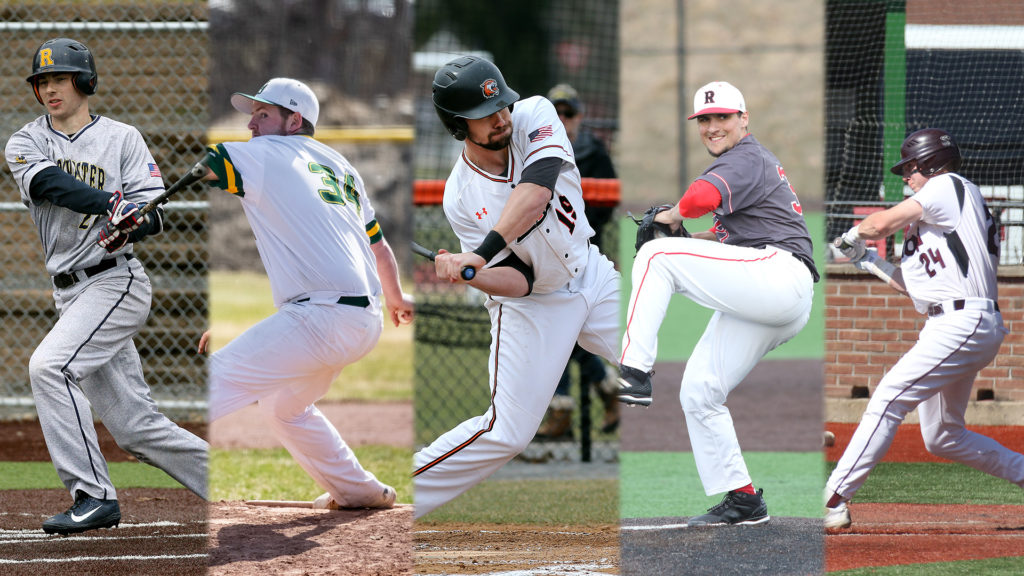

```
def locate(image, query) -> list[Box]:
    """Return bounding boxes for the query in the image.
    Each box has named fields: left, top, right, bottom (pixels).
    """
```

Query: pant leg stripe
left=414, top=303, right=504, bottom=477
left=57, top=266, right=136, bottom=500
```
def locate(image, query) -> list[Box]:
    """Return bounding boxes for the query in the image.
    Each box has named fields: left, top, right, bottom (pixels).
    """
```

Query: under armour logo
left=475, top=207, right=488, bottom=219
left=704, top=90, right=716, bottom=104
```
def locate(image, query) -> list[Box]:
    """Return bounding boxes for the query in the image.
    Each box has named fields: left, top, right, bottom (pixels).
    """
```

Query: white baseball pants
left=210, top=299, right=392, bottom=507
left=827, top=307, right=1023, bottom=500
left=413, top=247, right=620, bottom=518
left=620, top=238, right=813, bottom=495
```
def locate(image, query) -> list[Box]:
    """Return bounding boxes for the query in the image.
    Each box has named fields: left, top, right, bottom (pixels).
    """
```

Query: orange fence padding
left=413, top=178, right=620, bottom=207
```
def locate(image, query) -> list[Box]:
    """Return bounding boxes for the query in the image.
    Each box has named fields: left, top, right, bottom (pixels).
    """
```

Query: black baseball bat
left=410, top=241, right=476, bottom=281
left=136, top=152, right=212, bottom=218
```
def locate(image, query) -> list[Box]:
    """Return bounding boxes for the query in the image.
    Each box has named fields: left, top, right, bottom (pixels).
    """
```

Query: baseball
left=824, top=430, right=836, bottom=447
left=398, top=311, right=413, bottom=325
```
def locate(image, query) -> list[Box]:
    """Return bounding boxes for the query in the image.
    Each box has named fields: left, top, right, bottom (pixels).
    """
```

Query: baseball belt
left=927, top=298, right=999, bottom=318
left=53, top=254, right=135, bottom=289
left=295, top=295, right=370, bottom=308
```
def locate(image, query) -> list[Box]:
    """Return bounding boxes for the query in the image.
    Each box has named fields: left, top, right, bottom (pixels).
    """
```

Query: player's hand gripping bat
left=832, top=236, right=904, bottom=293
left=411, top=241, right=476, bottom=280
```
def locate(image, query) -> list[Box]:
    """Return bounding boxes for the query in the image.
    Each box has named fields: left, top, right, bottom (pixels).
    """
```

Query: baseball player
left=413, top=56, right=620, bottom=519
left=4, top=38, right=208, bottom=535
left=201, top=77, right=414, bottom=510
left=618, top=81, right=818, bottom=525
left=826, top=128, right=1023, bottom=529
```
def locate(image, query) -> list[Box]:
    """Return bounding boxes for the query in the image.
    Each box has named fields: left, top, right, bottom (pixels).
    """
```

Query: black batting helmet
left=890, top=128, right=962, bottom=177
left=27, top=38, right=98, bottom=105
left=432, top=55, right=519, bottom=141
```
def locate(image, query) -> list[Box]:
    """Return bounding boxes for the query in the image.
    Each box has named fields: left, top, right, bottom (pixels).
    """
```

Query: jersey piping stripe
left=620, top=248, right=781, bottom=362
left=460, top=150, right=516, bottom=183
left=705, top=172, right=733, bottom=213
left=829, top=314, right=985, bottom=496
left=524, top=144, right=567, bottom=161
left=413, top=303, right=504, bottom=477
left=58, top=263, right=137, bottom=501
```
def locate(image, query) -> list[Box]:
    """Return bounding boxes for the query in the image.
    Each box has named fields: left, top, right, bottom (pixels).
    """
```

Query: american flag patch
left=148, top=163, right=161, bottom=178
left=528, top=125, right=553, bottom=143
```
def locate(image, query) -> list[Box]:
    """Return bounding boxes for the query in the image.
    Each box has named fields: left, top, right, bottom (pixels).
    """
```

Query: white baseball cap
left=687, top=81, right=746, bottom=120
left=231, top=77, right=320, bottom=127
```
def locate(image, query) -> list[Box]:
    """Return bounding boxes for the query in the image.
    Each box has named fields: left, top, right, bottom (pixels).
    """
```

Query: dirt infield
left=0, top=488, right=206, bottom=576
left=414, top=522, right=619, bottom=575
left=824, top=422, right=1024, bottom=572
left=209, top=501, right=413, bottom=575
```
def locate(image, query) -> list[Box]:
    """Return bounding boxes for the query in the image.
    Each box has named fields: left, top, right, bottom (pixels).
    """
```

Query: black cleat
left=43, top=491, right=121, bottom=535
left=688, top=488, right=770, bottom=527
left=617, top=365, right=653, bottom=407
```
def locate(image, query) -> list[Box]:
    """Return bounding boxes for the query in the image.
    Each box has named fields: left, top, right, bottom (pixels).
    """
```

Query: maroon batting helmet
left=890, top=128, right=962, bottom=176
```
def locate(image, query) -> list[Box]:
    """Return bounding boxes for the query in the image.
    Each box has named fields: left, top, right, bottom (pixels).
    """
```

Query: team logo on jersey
left=528, top=125, right=553, bottom=143
left=14, top=155, right=27, bottom=164
left=481, top=79, right=499, bottom=98
left=475, top=207, right=488, bottom=220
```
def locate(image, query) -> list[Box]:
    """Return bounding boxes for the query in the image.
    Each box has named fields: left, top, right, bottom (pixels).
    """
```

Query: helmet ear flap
left=74, top=71, right=97, bottom=95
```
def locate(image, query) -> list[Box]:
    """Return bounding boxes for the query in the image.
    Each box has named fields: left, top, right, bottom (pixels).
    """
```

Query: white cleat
left=313, top=485, right=396, bottom=510
left=824, top=501, right=851, bottom=529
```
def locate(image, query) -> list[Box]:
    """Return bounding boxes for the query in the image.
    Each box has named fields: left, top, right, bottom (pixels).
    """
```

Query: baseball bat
left=410, top=241, right=476, bottom=281
left=136, top=152, right=212, bottom=218
left=246, top=500, right=314, bottom=509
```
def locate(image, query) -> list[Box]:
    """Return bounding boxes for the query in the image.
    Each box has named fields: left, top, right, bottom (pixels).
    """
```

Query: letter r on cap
left=704, top=90, right=715, bottom=104
left=40, top=49, right=53, bottom=67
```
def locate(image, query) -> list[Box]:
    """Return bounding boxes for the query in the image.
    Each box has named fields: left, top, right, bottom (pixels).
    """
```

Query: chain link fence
left=0, top=2, right=209, bottom=420
left=413, top=0, right=620, bottom=463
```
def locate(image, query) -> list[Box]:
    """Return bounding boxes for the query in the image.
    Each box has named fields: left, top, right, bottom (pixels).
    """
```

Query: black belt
left=927, top=299, right=999, bottom=317
left=53, top=254, right=134, bottom=289
left=295, top=295, right=370, bottom=308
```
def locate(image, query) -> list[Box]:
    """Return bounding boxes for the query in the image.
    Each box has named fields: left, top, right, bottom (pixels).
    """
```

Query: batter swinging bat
left=411, top=241, right=476, bottom=281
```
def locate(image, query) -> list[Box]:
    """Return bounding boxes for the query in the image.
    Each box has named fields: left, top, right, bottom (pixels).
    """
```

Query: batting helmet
left=433, top=55, right=519, bottom=141
left=890, top=128, right=962, bottom=177
left=27, top=38, right=98, bottom=105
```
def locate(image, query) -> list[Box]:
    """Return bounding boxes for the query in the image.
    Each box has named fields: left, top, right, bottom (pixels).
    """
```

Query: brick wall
left=825, top=266, right=1024, bottom=402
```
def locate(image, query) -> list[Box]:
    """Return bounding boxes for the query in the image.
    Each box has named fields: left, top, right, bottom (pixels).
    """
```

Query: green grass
left=620, top=451, right=825, bottom=519
left=0, top=461, right=188, bottom=490
left=616, top=211, right=826, bottom=361
left=826, top=462, right=1024, bottom=505
left=417, top=478, right=618, bottom=525
left=831, top=557, right=1024, bottom=576
left=209, top=270, right=413, bottom=402
left=209, top=446, right=413, bottom=503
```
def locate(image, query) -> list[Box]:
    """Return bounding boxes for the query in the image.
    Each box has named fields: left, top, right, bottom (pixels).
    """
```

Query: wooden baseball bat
left=410, top=241, right=476, bottom=280
left=245, top=500, right=314, bottom=509
left=833, top=237, right=903, bottom=292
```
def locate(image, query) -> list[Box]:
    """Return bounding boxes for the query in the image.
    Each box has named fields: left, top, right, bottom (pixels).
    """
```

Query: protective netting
left=825, top=0, right=1024, bottom=264
left=412, top=0, right=620, bottom=463
left=0, top=2, right=209, bottom=419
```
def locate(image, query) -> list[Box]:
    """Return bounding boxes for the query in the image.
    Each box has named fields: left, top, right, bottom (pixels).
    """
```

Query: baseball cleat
left=313, top=485, right=396, bottom=510
left=825, top=501, right=852, bottom=529
left=687, top=489, right=770, bottom=527
left=42, top=490, right=120, bottom=535
left=617, top=365, right=653, bottom=407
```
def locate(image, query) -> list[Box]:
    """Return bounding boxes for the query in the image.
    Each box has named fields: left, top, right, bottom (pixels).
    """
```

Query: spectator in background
left=534, top=84, right=620, bottom=440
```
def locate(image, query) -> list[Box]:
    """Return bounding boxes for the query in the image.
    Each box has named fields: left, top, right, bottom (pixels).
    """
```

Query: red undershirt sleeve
left=678, top=179, right=722, bottom=218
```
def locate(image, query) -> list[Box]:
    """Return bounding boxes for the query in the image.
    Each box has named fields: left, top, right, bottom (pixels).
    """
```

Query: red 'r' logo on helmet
left=481, top=79, right=499, bottom=98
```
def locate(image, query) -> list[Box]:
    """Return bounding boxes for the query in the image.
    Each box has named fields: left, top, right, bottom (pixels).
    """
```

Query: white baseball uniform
left=620, top=134, right=817, bottom=496
left=206, top=134, right=393, bottom=507
left=413, top=96, right=620, bottom=517
left=5, top=114, right=208, bottom=501
left=828, top=173, right=1024, bottom=500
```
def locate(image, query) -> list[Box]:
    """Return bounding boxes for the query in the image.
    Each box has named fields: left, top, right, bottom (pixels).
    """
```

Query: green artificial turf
left=621, top=451, right=825, bottom=519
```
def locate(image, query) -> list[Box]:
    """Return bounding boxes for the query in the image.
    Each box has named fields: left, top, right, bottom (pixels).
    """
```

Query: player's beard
left=470, top=126, right=513, bottom=151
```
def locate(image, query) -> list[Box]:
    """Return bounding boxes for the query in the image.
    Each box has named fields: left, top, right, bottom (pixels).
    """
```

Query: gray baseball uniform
left=5, top=114, right=208, bottom=501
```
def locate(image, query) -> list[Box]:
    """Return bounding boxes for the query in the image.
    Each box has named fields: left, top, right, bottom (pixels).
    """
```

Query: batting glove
left=96, top=220, right=129, bottom=253
left=106, top=190, right=143, bottom=233
left=835, top=226, right=866, bottom=262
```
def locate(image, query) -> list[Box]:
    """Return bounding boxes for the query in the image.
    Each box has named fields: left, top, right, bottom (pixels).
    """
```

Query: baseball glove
left=632, top=204, right=689, bottom=253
